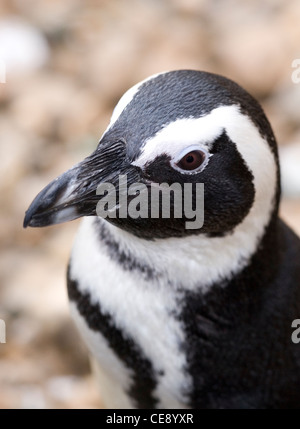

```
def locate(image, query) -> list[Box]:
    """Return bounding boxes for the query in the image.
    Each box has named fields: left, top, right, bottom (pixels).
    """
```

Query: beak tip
left=23, top=175, right=71, bottom=229
left=23, top=208, right=39, bottom=228
left=23, top=210, right=33, bottom=228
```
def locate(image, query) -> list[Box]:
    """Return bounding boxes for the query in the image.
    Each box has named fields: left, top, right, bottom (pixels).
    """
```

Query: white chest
left=68, top=218, right=192, bottom=408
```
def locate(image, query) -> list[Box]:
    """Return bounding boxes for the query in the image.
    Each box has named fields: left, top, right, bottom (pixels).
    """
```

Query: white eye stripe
left=132, top=110, right=226, bottom=169
left=131, top=105, right=278, bottom=273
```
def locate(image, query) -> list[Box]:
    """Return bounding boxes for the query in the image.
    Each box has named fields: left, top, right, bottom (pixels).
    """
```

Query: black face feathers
left=100, top=131, right=255, bottom=240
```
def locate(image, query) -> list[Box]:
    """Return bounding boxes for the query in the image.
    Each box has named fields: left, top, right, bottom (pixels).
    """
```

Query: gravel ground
left=0, top=0, right=300, bottom=409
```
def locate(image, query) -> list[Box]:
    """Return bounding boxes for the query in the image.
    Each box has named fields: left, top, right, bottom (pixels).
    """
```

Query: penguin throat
left=93, top=205, right=277, bottom=292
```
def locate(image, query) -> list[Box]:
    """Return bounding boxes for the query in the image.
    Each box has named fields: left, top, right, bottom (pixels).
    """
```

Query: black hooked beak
left=23, top=140, right=131, bottom=228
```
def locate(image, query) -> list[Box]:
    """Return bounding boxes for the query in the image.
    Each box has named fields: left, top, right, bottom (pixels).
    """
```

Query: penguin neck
left=94, top=198, right=279, bottom=292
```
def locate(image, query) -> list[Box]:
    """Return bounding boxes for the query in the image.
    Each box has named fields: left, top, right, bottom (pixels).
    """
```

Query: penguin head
left=24, top=70, right=279, bottom=240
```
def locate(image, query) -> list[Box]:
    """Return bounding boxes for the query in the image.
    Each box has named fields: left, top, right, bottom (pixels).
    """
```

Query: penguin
left=24, top=70, right=300, bottom=409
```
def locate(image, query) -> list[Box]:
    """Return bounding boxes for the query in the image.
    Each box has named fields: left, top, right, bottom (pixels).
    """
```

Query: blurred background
left=1, top=0, right=300, bottom=409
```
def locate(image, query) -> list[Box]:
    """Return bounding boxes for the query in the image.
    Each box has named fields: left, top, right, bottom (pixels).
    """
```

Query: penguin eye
left=176, top=150, right=206, bottom=172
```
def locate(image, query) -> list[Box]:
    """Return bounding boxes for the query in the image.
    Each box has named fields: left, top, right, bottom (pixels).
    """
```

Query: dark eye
left=176, top=150, right=206, bottom=171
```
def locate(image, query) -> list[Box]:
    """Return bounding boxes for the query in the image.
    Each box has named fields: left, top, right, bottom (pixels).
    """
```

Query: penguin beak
left=24, top=140, right=130, bottom=228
